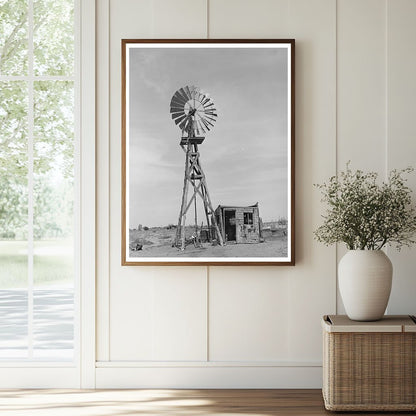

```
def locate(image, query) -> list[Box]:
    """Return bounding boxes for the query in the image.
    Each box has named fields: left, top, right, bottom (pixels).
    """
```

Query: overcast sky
left=128, top=45, right=289, bottom=228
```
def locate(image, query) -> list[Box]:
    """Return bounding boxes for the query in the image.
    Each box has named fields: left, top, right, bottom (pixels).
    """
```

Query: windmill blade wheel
left=170, top=86, right=218, bottom=137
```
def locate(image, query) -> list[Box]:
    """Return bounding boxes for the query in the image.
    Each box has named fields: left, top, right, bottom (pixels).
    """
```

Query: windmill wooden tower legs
left=174, top=141, right=224, bottom=250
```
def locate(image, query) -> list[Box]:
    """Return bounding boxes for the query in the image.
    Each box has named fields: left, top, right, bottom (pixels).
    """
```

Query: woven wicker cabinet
left=322, top=315, right=416, bottom=411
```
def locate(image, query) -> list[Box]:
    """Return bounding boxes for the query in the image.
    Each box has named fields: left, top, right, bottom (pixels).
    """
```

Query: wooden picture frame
left=122, top=39, right=295, bottom=266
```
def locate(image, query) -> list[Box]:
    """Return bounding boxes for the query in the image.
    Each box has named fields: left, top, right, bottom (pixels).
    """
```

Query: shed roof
left=215, top=202, right=258, bottom=211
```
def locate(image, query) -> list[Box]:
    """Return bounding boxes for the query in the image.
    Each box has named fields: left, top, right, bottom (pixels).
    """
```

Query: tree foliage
left=33, top=0, right=74, bottom=76
left=0, top=81, right=28, bottom=179
left=34, top=81, right=74, bottom=178
left=0, top=0, right=28, bottom=75
left=314, top=164, right=416, bottom=251
left=0, top=0, right=74, bottom=240
left=0, top=176, right=27, bottom=238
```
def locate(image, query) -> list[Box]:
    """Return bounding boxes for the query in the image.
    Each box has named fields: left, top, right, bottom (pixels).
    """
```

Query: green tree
left=0, top=176, right=27, bottom=238
left=0, top=0, right=74, bottom=240
left=0, top=81, right=27, bottom=179
left=33, top=0, right=74, bottom=76
left=0, top=0, right=28, bottom=75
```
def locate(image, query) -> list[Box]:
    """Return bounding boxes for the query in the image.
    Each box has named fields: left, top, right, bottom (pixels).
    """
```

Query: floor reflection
left=0, top=288, right=74, bottom=360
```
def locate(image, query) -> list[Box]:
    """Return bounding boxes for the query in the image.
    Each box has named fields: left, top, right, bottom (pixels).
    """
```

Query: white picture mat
left=124, top=42, right=292, bottom=263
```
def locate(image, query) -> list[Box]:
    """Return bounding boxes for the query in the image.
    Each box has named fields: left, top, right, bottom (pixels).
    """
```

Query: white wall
left=95, top=0, right=416, bottom=388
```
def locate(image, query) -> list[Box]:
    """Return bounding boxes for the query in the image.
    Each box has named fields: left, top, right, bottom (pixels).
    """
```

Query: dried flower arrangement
left=314, top=164, right=416, bottom=250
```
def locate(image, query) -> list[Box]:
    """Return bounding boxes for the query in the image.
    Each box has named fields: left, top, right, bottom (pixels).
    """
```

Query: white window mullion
left=73, top=0, right=81, bottom=370
left=27, top=0, right=34, bottom=359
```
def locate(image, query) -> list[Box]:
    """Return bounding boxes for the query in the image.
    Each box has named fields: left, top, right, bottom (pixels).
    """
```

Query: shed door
left=224, top=210, right=236, bottom=241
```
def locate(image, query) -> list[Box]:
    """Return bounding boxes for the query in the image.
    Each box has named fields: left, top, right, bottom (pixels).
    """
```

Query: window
left=244, top=212, right=253, bottom=225
left=0, top=0, right=77, bottom=361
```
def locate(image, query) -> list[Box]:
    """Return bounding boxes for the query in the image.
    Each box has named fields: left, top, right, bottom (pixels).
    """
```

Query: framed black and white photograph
left=122, top=39, right=295, bottom=266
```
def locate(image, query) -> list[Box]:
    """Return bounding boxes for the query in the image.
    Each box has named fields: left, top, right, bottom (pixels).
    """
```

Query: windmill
left=170, top=85, right=224, bottom=250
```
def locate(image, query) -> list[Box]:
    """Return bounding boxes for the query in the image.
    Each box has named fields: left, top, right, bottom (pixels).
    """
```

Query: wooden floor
left=0, top=389, right=413, bottom=415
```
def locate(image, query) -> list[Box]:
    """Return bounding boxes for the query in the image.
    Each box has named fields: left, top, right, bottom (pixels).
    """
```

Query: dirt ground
left=129, top=227, right=287, bottom=258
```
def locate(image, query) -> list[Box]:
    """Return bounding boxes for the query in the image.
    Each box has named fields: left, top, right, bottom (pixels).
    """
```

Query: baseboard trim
left=96, top=360, right=321, bottom=368
left=0, top=367, right=80, bottom=388
left=96, top=366, right=323, bottom=388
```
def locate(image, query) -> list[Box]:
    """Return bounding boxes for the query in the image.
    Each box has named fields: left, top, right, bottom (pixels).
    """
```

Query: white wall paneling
left=96, top=0, right=110, bottom=363
left=386, top=0, right=416, bottom=314
left=110, top=268, right=208, bottom=361
left=285, top=0, right=337, bottom=362
left=95, top=0, right=416, bottom=388
left=209, top=0, right=289, bottom=38
left=337, top=0, right=387, bottom=172
left=336, top=0, right=388, bottom=314
left=209, top=267, right=290, bottom=362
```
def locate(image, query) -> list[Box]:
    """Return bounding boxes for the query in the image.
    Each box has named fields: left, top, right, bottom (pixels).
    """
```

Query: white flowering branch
left=314, top=164, right=416, bottom=250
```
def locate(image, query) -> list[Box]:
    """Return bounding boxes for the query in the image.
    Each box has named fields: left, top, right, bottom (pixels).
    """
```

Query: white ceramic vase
left=338, top=250, right=392, bottom=321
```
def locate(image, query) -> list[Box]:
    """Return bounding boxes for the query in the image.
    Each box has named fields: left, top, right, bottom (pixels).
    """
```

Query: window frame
left=244, top=212, right=253, bottom=225
left=0, top=0, right=96, bottom=388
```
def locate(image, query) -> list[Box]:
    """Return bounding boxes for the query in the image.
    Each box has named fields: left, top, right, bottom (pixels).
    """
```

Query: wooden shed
left=214, top=203, right=261, bottom=244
